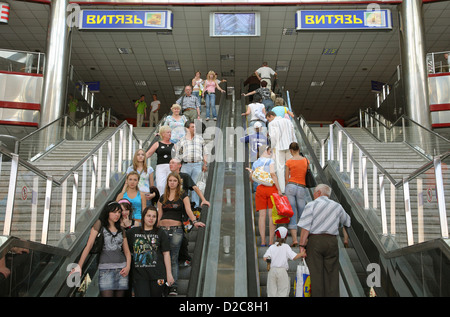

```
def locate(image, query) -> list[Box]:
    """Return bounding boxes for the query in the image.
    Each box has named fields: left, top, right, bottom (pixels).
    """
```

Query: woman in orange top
left=284, top=142, right=308, bottom=246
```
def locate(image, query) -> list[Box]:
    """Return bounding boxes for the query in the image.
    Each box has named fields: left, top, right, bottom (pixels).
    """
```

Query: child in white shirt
left=263, top=226, right=304, bottom=297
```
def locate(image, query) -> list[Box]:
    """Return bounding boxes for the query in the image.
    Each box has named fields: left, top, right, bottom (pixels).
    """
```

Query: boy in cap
left=263, top=227, right=305, bottom=297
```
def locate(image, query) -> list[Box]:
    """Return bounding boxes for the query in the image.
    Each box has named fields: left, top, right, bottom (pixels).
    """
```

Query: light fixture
left=166, top=60, right=180, bottom=71
left=174, top=86, right=184, bottom=95
left=276, top=61, right=290, bottom=72
left=221, top=54, right=235, bottom=61
left=134, top=80, right=147, bottom=87
left=118, top=48, right=133, bottom=54
left=282, top=28, right=295, bottom=35
left=311, top=81, right=324, bottom=87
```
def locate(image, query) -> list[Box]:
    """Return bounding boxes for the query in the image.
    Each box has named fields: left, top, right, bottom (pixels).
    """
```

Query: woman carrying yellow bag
left=246, top=146, right=282, bottom=246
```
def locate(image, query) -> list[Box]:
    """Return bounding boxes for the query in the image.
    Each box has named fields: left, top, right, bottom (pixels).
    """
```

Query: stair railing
left=1, top=120, right=139, bottom=248
left=299, top=117, right=449, bottom=249
left=17, top=107, right=111, bottom=162
left=360, top=109, right=450, bottom=159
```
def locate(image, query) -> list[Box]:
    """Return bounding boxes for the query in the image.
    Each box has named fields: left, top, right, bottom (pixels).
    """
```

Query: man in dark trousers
left=297, top=184, right=351, bottom=297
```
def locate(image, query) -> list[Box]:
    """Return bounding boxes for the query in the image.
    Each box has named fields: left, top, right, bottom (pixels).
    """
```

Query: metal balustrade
left=0, top=121, right=139, bottom=247
left=299, top=116, right=449, bottom=249
left=359, top=109, right=450, bottom=159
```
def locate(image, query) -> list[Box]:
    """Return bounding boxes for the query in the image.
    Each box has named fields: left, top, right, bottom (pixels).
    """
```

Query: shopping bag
left=270, top=196, right=290, bottom=224
left=197, top=172, right=206, bottom=193
left=294, top=258, right=311, bottom=297
left=271, top=193, right=294, bottom=217
left=252, top=160, right=273, bottom=186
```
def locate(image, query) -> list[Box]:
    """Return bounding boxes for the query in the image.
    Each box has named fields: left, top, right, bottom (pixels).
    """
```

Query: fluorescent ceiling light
left=311, top=81, right=324, bottom=87
left=221, top=54, right=234, bottom=61
left=174, top=86, right=184, bottom=95
left=135, top=80, right=147, bottom=87
left=166, top=60, right=180, bottom=71
left=117, top=48, right=133, bottom=54
left=282, top=28, right=295, bottom=35
left=276, top=61, right=290, bottom=72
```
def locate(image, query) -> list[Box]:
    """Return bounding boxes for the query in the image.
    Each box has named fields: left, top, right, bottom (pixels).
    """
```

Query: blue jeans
left=205, top=93, right=217, bottom=119
left=285, top=183, right=307, bottom=230
left=161, top=226, right=184, bottom=287
left=181, top=162, right=202, bottom=207
left=192, top=91, right=202, bottom=112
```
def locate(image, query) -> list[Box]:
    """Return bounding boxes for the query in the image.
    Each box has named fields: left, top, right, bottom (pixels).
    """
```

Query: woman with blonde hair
left=202, top=70, right=225, bottom=121
left=126, top=149, right=155, bottom=207
left=157, top=172, right=205, bottom=296
left=163, top=104, right=187, bottom=144
left=146, top=125, right=174, bottom=196
left=116, top=171, right=146, bottom=225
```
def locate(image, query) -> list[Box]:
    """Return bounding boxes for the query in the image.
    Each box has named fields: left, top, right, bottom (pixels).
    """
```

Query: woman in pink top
left=202, top=70, right=225, bottom=121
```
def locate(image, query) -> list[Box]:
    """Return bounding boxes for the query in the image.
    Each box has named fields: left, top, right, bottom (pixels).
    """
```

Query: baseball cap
left=254, top=121, right=263, bottom=129
left=275, top=226, right=288, bottom=239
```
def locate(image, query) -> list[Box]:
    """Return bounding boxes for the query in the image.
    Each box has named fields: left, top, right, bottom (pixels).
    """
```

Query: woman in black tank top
left=146, top=126, right=174, bottom=196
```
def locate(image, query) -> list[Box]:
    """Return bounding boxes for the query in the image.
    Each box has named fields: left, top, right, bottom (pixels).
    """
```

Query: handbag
left=270, top=196, right=290, bottom=224
left=294, top=258, right=311, bottom=297
left=305, top=159, right=316, bottom=188
left=197, top=172, right=206, bottom=193
left=271, top=193, right=294, bottom=217
left=252, top=159, right=273, bottom=186
left=89, top=226, right=104, bottom=254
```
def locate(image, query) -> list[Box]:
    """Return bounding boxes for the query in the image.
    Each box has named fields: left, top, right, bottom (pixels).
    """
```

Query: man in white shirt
left=265, top=110, right=297, bottom=193
left=255, top=62, right=277, bottom=90
left=149, top=94, right=161, bottom=127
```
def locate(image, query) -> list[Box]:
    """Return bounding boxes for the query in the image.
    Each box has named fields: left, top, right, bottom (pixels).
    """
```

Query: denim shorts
left=98, top=268, right=129, bottom=291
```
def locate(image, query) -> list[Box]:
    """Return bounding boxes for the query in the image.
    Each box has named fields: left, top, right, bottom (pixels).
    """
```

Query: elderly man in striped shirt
left=297, top=184, right=351, bottom=297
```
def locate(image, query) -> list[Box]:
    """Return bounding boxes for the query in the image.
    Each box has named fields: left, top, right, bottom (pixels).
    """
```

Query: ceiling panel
left=1, top=1, right=449, bottom=123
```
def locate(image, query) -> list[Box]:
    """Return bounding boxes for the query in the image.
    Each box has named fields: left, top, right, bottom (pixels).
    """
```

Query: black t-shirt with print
left=126, top=227, right=170, bottom=281
left=159, top=191, right=188, bottom=223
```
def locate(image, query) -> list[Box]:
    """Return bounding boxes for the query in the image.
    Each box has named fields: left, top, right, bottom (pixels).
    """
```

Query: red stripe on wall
left=428, top=72, right=450, bottom=78
left=432, top=123, right=450, bottom=128
left=430, top=104, right=450, bottom=112
left=0, top=101, right=41, bottom=111
left=0, top=70, right=43, bottom=77
left=0, top=120, right=39, bottom=127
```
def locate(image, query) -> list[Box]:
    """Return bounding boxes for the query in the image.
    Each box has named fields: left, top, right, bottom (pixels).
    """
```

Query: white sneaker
left=214, top=117, right=217, bottom=121
left=206, top=117, right=209, bottom=121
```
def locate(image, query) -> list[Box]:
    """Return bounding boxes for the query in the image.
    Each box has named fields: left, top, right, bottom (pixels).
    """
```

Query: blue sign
left=85, top=81, right=100, bottom=93
left=79, top=10, right=173, bottom=30
left=296, top=9, right=392, bottom=31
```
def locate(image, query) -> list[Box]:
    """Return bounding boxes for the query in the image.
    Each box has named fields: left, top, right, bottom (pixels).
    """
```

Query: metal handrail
left=307, top=119, right=449, bottom=244
left=1, top=120, right=138, bottom=242
left=362, top=109, right=450, bottom=144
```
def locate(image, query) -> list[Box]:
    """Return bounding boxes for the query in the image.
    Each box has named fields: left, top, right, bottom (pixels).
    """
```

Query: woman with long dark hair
left=157, top=172, right=205, bottom=296
left=73, top=201, right=131, bottom=297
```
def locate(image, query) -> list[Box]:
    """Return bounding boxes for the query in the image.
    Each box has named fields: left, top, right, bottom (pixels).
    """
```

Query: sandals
left=291, top=242, right=299, bottom=247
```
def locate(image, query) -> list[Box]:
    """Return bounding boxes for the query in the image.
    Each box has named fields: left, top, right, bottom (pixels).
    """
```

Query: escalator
left=296, top=108, right=450, bottom=296
left=245, top=87, right=376, bottom=297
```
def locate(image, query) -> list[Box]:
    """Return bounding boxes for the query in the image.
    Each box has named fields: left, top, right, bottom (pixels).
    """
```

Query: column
left=398, top=0, right=431, bottom=129
left=40, top=0, right=70, bottom=127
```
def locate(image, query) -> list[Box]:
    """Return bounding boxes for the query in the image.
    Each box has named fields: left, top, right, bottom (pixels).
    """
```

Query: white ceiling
left=1, top=1, right=450, bottom=122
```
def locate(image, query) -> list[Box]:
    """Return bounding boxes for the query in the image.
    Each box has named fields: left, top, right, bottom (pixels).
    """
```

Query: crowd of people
left=70, top=65, right=351, bottom=298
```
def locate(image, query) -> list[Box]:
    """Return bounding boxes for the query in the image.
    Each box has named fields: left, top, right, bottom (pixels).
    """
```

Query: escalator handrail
left=240, top=80, right=260, bottom=297
left=186, top=82, right=227, bottom=297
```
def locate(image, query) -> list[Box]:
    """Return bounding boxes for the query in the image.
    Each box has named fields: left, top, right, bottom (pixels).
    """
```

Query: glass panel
left=0, top=49, right=45, bottom=74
